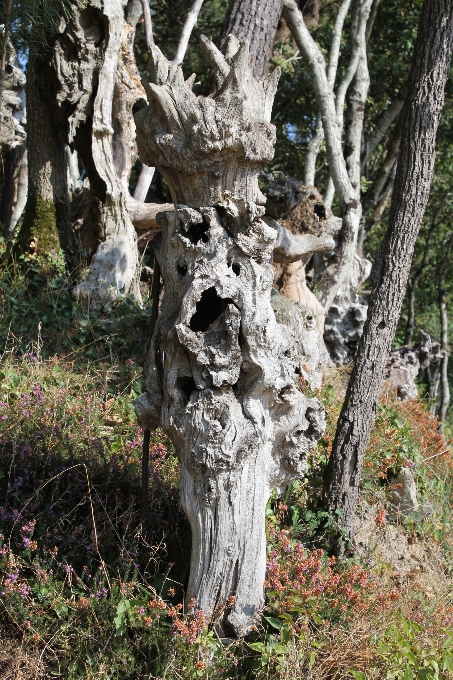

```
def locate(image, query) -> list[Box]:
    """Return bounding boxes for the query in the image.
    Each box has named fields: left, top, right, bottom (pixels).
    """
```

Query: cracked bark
left=219, top=0, right=284, bottom=79
left=134, top=37, right=326, bottom=635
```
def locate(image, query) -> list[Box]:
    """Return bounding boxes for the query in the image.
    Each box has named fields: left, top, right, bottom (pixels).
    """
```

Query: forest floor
left=1, top=253, right=453, bottom=679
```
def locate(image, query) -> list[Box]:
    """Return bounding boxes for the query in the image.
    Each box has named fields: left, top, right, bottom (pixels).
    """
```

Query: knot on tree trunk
left=134, top=37, right=326, bottom=637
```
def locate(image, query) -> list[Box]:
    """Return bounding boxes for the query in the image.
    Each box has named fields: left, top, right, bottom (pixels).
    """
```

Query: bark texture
left=323, top=0, right=453, bottom=547
left=18, top=54, right=73, bottom=258
left=134, top=38, right=326, bottom=634
left=219, top=0, right=284, bottom=79
left=260, top=171, right=336, bottom=349
left=0, top=48, right=26, bottom=154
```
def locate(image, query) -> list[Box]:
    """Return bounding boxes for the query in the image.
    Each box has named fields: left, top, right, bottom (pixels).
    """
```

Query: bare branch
left=304, top=0, right=352, bottom=185
left=335, top=0, right=373, bottom=130
left=140, top=0, right=154, bottom=50
left=172, top=0, right=204, bottom=65
left=133, top=164, right=155, bottom=202
left=323, top=0, right=373, bottom=209
left=283, top=0, right=364, bottom=310
left=363, top=119, right=402, bottom=218
left=361, top=97, right=404, bottom=169
left=283, top=0, right=354, bottom=206
left=265, top=216, right=335, bottom=263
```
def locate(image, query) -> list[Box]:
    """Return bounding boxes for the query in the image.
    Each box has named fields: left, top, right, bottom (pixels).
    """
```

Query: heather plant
left=1, top=255, right=453, bottom=678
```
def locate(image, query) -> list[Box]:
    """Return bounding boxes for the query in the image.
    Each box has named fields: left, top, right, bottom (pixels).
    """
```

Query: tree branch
left=304, top=0, right=352, bottom=185
left=361, top=97, right=404, bottom=169
left=283, top=0, right=364, bottom=310
left=140, top=0, right=154, bottom=50
left=172, top=0, right=205, bottom=65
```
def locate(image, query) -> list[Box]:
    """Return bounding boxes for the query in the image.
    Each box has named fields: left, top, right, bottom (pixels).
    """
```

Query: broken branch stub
left=134, top=36, right=326, bottom=636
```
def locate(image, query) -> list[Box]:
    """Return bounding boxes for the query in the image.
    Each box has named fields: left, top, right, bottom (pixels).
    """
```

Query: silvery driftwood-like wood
left=134, top=37, right=326, bottom=635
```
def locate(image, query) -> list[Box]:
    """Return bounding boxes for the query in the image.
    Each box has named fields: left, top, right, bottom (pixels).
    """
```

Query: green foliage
left=0, top=0, right=74, bottom=58
left=376, top=615, right=453, bottom=679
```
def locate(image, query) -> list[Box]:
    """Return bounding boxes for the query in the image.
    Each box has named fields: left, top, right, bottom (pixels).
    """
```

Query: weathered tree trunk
left=17, top=54, right=73, bottom=259
left=219, top=0, right=284, bottom=79
left=6, top=148, right=27, bottom=236
left=260, top=171, right=336, bottom=349
left=133, top=0, right=206, bottom=206
left=0, top=47, right=26, bottom=236
left=135, top=37, right=326, bottom=635
left=321, top=1, right=373, bottom=364
left=283, top=0, right=372, bottom=312
left=437, top=234, right=452, bottom=433
left=0, top=144, right=25, bottom=232
left=323, top=0, right=453, bottom=549
left=47, top=0, right=158, bottom=304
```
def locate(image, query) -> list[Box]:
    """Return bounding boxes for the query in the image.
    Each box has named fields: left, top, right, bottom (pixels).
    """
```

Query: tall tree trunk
left=323, top=0, right=453, bottom=550
left=17, top=54, right=73, bottom=259
left=437, top=233, right=452, bottom=433
left=219, top=0, right=284, bottom=79
left=134, top=37, right=326, bottom=635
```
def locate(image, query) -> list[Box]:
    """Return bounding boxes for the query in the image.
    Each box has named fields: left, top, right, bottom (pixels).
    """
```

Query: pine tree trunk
left=17, top=54, right=73, bottom=259
left=219, top=0, right=284, bottom=79
left=134, top=37, right=326, bottom=635
left=323, top=0, right=453, bottom=549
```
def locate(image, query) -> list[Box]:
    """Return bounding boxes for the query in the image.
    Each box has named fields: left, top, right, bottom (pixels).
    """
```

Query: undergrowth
left=1, top=254, right=453, bottom=678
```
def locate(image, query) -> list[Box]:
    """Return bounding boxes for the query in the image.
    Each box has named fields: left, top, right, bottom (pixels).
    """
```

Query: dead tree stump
left=134, top=36, right=326, bottom=635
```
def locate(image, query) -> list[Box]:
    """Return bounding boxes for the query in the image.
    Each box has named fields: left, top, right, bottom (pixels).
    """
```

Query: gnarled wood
left=135, top=38, right=326, bottom=635
left=0, top=48, right=26, bottom=154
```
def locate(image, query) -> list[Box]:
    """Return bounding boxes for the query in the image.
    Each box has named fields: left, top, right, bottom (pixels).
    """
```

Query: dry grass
left=0, top=635, right=48, bottom=680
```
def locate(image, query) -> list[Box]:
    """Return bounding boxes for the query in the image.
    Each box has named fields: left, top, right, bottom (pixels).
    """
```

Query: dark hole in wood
left=177, top=263, right=187, bottom=277
left=232, top=263, right=240, bottom=276
left=189, top=287, right=234, bottom=332
left=155, top=350, right=164, bottom=381
left=185, top=220, right=209, bottom=244
left=177, top=375, right=197, bottom=404
left=132, top=98, right=147, bottom=114
left=314, top=203, right=326, bottom=220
